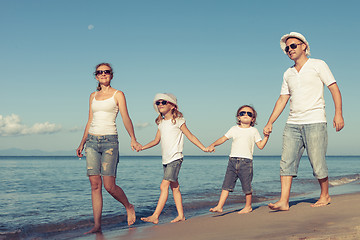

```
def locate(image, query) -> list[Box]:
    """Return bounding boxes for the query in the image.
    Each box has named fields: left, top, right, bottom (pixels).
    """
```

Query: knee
left=160, top=181, right=170, bottom=192
left=104, top=183, right=116, bottom=194
left=170, top=182, right=180, bottom=192
left=90, top=180, right=102, bottom=192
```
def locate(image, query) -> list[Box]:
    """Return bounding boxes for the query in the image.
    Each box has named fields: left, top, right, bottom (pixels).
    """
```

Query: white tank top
left=88, top=90, right=119, bottom=135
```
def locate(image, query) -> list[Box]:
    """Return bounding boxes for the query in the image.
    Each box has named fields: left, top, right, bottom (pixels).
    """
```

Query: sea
left=0, top=155, right=359, bottom=240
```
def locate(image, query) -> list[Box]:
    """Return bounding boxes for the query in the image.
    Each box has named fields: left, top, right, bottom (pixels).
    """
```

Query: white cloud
left=135, top=122, right=150, bottom=129
left=88, top=24, right=94, bottom=30
left=69, top=126, right=82, bottom=132
left=0, top=114, right=62, bottom=137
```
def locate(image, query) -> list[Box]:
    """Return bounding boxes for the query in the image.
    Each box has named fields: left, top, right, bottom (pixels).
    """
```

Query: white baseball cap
left=153, top=93, right=178, bottom=113
left=280, top=32, right=311, bottom=56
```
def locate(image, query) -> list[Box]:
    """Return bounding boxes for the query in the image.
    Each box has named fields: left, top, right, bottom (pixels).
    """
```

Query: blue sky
left=1, top=0, right=359, bottom=156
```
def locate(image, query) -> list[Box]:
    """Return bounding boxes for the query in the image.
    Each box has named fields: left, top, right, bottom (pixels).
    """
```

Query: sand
left=106, top=192, right=360, bottom=240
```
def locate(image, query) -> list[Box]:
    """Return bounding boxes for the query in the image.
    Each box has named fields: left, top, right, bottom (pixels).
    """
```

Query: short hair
left=236, top=105, right=257, bottom=127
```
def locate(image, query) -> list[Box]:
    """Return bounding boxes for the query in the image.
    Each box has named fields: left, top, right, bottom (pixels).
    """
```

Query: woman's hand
left=131, top=139, right=143, bottom=152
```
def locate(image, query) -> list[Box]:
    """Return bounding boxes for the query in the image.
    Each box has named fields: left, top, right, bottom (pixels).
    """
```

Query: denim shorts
left=222, top=157, right=253, bottom=194
left=85, top=134, right=119, bottom=177
left=163, top=158, right=183, bottom=182
left=281, top=123, right=328, bottom=179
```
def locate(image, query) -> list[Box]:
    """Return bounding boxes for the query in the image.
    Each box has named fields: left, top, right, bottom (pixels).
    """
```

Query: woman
left=76, top=63, right=141, bottom=234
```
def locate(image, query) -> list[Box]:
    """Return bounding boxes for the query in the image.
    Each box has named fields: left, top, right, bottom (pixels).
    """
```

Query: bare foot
left=268, top=201, right=289, bottom=211
left=170, top=215, right=185, bottom=223
left=209, top=206, right=223, bottom=213
left=141, top=215, right=159, bottom=224
left=238, top=207, right=252, bottom=214
left=311, top=196, right=331, bottom=207
left=84, top=226, right=102, bottom=235
left=126, top=204, right=136, bottom=226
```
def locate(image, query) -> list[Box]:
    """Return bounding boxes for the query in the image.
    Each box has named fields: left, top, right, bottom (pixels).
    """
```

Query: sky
left=1, top=0, right=359, bottom=156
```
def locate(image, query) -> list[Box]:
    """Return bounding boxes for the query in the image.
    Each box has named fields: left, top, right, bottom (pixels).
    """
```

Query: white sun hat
left=153, top=93, right=178, bottom=113
left=280, top=32, right=311, bottom=56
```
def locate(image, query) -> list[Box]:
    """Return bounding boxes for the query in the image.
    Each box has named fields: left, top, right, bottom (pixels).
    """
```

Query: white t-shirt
left=281, top=58, right=336, bottom=124
left=225, top=126, right=262, bottom=160
left=158, top=118, right=186, bottom=165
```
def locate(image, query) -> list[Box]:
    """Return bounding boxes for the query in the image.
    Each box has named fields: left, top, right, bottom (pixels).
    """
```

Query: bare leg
left=141, top=180, right=171, bottom=224
left=103, top=176, right=136, bottom=226
left=311, top=177, right=331, bottom=207
left=238, top=193, right=252, bottom=214
left=170, top=181, right=185, bottom=223
left=268, top=176, right=292, bottom=211
left=85, top=176, right=103, bottom=234
left=210, top=190, right=229, bottom=213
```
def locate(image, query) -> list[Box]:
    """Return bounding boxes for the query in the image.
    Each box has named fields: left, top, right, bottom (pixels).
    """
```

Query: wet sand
left=110, top=192, right=360, bottom=240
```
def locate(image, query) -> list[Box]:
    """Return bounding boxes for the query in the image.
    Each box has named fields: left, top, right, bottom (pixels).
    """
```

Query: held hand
left=136, top=145, right=146, bottom=152
left=263, top=123, right=273, bottom=136
left=333, top=114, right=344, bottom=132
left=131, top=140, right=143, bottom=152
left=206, top=145, right=215, bottom=153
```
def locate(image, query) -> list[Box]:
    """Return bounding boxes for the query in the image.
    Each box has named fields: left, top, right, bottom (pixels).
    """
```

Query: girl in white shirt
left=208, top=105, right=269, bottom=214
left=139, top=93, right=208, bottom=224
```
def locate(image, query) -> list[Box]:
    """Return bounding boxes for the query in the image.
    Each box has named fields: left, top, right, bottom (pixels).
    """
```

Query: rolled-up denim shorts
left=222, top=157, right=253, bottom=194
left=85, top=134, right=119, bottom=177
left=163, top=158, right=183, bottom=182
left=281, top=123, right=328, bottom=179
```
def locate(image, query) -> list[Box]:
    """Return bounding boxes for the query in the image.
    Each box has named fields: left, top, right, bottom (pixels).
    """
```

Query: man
left=263, top=32, right=344, bottom=211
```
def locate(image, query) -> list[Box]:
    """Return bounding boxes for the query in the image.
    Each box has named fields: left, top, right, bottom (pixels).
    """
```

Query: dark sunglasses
left=285, top=42, right=303, bottom=53
left=239, top=111, right=253, bottom=117
left=155, top=100, right=168, bottom=106
left=95, top=70, right=112, bottom=75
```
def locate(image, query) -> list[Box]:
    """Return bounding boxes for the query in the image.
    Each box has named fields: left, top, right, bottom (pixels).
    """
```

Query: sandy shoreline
left=106, top=192, right=360, bottom=240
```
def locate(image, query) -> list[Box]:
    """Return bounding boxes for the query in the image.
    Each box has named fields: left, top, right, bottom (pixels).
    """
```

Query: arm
left=263, top=94, right=290, bottom=135
left=76, top=93, right=95, bottom=157
left=141, top=129, right=161, bottom=151
left=207, top=136, right=229, bottom=152
left=115, top=91, right=142, bottom=151
left=180, top=123, right=207, bottom=152
left=256, top=134, right=269, bottom=150
left=328, top=83, right=344, bottom=132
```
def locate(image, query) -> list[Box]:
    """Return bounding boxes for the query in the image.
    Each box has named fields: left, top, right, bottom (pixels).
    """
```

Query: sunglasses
left=239, top=111, right=253, bottom=117
left=285, top=42, right=303, bottom=53
left=95, top=70, right=112, bottom=75
left=155, top=100, right=168, bottom=106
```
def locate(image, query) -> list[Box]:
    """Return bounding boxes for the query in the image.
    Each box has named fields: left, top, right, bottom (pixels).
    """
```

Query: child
left=208, top=105, right=269, bottom=214
left=139, top=93, right=208, bottom=224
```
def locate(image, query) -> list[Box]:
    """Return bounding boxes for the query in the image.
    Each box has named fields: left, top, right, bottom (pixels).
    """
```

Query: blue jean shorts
left=222, top=157, right=253, bottom=194
left=163, top=158, right=183, bottom=182
left=281, top=123, right=328, bottom=179
left=85, top=134, right=119, bottom=177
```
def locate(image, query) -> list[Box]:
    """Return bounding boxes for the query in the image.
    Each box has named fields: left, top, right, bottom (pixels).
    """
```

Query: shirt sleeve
left=317, top=60, right=336, bottom=86
left=176, top=118, right=186, bottom=128
left=254, top=128, right=262, bottom=143
left=280, top=71, right=290, bottom=95
left=224, top=126, right=234, bottom=139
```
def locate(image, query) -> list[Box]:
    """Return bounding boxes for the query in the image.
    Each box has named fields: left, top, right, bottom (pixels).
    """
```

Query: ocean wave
left=329, top=174, right=360, bottom=186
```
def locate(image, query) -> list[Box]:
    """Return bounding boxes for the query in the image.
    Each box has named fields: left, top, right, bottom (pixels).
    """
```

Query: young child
left=208, top=105, right=269, bottom=214
left=139, top=93, right=208, bottom=224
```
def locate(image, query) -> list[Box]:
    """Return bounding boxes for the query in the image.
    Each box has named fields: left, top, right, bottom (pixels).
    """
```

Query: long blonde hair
left=155, top=103, right=183, bottom=125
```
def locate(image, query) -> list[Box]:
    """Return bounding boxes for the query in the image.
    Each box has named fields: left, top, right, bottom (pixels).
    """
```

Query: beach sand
left=108, top=192, right=360, bottom=240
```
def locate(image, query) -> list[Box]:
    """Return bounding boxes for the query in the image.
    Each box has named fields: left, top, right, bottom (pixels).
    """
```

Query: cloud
left=69, top=126, right=82, bottom=132
left=0, top=114, right=62, bottom=137
left=88, top=24, right=94, bottom=30
left=135, top=122, right=150, bottom=129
